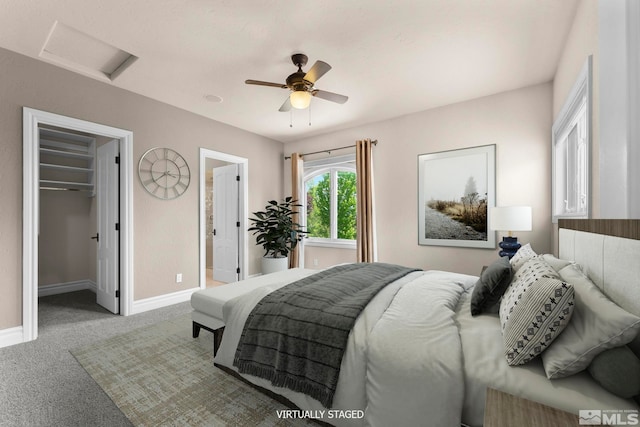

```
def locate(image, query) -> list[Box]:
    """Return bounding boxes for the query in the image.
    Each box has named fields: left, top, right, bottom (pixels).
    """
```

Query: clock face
left=138, top=147, right=190, bottom=200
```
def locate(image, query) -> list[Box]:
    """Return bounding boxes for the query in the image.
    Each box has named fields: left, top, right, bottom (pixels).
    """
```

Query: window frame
left=552, top=56, right=592, bottom=223
left=303, top=154, right=357, bottom=249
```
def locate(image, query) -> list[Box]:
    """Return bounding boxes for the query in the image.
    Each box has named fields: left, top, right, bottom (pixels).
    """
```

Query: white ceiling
left=0, top=0, right=579, bottom=143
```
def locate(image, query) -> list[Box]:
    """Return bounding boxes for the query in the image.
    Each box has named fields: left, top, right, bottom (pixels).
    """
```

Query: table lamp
left=490, top=206, right=532, bottom=258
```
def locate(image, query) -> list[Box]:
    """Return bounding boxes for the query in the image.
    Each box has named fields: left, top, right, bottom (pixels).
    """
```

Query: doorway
left=38, top=127, right=119, bottom=314
left=198, top=148, right=248, bottom=288
left=23, top=107, right=134, bottom=343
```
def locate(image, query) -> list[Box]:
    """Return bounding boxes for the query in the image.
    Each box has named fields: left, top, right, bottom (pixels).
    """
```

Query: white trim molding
left=552, top=56, right=592, bottom=223
left=598, top=0, right=640, bottom=217
left=22, top=107, right=134, bottom=344
left=626, top=0, right=640, bottom=217
left=131, top=287, right=200, bottom=315
left=38, top=280, right=97, bottom=297
left=0, top=327, right=25, bottom=349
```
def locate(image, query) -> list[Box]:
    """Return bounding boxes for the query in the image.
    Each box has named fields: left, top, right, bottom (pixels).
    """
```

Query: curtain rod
left=284, top=140, right=378, bottom=160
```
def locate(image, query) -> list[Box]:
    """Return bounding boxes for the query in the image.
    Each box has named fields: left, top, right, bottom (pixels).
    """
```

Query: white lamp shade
left=490, top=206, right=532, bottom=232
left=290, top=90, right=311, bottom=109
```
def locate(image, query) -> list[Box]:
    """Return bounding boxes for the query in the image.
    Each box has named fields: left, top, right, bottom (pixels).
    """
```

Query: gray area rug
left=1, top=290, right=192, bottom=427
left=71, top=313, right=314, bottom=426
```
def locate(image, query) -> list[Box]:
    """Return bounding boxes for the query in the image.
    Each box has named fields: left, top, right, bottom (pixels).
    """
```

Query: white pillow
left=509, top=243, right=537, bottom=271
left=541, top=263, right=640, bottom=379
left=500, top=257, right=574, bottom=365
left=541, top=253, right=573, bottom=273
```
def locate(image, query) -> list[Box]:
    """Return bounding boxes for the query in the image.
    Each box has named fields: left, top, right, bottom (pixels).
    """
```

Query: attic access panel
left=40, top=21, right=137, bottom=82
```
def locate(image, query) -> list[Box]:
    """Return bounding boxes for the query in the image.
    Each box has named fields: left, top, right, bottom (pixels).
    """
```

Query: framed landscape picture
left=418, top=144, right=496, bottom=248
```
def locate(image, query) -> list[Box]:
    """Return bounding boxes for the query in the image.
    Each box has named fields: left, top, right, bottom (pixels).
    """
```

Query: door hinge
left=236, top=221, right=240, bottom=227
left=115, top=223, right=120, bottom=231
left=213, top=229, right=216, bottom=236
left=115, top=156, right=120, bottom=164
left=236, top=175, right=240, bottom=181
left=236, top=267, right=240, bottom=274
left=115, top=290, right=120, bottom=298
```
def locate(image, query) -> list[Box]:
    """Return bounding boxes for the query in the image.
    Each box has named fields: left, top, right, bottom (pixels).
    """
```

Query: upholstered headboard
left=558, top=219, right=640, bottom=355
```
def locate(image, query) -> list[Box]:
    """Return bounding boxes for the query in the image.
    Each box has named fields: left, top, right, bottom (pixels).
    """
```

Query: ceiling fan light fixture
left=290, top=90, right=311, bottom=109
left=245, top=54, right=346, bottom=112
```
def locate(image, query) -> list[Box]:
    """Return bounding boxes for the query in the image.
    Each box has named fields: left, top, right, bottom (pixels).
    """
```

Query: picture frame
left=418, top=144, right=496, bottom=248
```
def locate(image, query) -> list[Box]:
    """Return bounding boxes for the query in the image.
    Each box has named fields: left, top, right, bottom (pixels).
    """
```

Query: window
left=552, top=56, right=591, bottom=223
left=304, top=155, right=357, bottom=247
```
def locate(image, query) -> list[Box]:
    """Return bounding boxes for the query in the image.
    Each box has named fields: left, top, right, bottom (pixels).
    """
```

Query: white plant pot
left=261, top=256, right=288, bottom=275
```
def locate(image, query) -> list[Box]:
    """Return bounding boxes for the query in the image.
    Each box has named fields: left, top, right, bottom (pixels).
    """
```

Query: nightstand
left=484, top=387, right=579, bottom=427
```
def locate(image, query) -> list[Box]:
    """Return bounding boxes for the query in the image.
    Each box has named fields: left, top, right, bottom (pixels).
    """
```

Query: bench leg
left=213, top=327, right=225, bottom=356
left=192, top=321, right=201, bottom=338
left=193, top=321, right=224, bottom=356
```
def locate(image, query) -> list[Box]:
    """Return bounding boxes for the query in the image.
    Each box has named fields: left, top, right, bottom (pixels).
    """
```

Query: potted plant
left=248, top=197, right=307, bottom=274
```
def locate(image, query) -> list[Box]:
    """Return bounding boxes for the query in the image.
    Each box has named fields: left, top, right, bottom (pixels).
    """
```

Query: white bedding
left=214, top=267, right=638, bottom=426
left=216, top=269, right=424, bottom=426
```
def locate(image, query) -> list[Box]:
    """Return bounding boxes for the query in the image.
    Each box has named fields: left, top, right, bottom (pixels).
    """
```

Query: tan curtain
left=356, top=139, right=376, bottom=262
left=289, top=153, right=304, bottom=268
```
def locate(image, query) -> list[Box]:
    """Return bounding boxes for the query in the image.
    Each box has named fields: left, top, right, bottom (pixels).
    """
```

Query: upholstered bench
left=190, top=268, right=316, bottom=355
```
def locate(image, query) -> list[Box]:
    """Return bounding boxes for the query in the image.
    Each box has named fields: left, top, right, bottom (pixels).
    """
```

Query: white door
left=96, top=139, right=119, bottom=314
left=212, top=164, right=239, bottom=283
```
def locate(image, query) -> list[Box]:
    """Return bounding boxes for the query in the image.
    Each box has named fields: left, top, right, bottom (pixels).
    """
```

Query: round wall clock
left=138, top=147, right=190, bottom=200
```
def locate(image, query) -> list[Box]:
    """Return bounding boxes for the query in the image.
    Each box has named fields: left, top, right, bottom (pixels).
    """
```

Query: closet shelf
left=39, top=128, right=96, bottom=197
left=40, top=147, right=94, bottom=160
left=40, top=163, right=93, bottom=173
left=40, top=180, right=94, bottom=189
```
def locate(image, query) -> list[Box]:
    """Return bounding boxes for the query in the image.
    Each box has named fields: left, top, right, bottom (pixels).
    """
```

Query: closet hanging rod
left=284, top=140, right=378, bottom=160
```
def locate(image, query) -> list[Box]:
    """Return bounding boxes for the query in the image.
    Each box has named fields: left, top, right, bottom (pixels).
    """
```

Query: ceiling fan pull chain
left=308, top=103, right=312, bottom=126
left=290, top=109, right=293, bottom=128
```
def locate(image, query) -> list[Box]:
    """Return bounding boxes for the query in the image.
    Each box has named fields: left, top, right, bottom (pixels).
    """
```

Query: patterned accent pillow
left=500, top=257, right=574, bottom=365
left=506, top=255, right=559, bottom=294
left=501, top=257, right=556, bottom=334
left=510, top=243, right=537, bottom=271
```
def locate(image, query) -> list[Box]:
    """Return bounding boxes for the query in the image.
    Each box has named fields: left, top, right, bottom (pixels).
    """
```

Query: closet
left=38, top=126, right=99, bottom=305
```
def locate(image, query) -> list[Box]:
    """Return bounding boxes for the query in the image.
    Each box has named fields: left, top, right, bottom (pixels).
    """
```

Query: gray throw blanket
left=233, top=262, right=420, bottom=408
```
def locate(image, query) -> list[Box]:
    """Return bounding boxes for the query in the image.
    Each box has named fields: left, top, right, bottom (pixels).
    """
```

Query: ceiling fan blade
left=304, top=61, right=331, bottom=83
left=245, top=79, right=288, bottom=89
left=312, top=89, right=348, bottom=104
left=279, top=97, right=292, bottom=112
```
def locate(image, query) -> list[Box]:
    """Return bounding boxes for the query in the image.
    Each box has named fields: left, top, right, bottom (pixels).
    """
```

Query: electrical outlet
left=176, top=273, right=183, bottom=283
left=313, top=259, right=319, bottom=267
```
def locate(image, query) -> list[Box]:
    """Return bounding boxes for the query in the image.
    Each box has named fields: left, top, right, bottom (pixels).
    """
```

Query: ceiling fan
left=245, top=53, right=348, bottom=111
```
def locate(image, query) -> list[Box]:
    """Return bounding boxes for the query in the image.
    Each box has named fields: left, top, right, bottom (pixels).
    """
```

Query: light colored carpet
left=71, top=314, right=314, bottom=426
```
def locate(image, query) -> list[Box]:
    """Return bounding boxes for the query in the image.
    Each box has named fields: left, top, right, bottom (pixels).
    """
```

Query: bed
left=212, top=220, right=640, bottom=426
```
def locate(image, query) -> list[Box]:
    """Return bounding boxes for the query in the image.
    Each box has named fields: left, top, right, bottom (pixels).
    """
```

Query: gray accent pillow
left=470, top=257, right=513, bottom=316
left=541, top=264, right=640, bottom=379
left=500, top=257, right=574, bottom=366
left=587, top=346, right=640, bottom=399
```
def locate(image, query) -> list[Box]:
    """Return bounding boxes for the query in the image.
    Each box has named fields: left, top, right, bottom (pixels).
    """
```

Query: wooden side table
left=484, top=387, right=579, bottom=427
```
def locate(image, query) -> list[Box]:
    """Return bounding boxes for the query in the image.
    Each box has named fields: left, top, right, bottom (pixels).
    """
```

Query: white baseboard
left=131, top=287, right=199, bottom=315
left=0, top=285, right=197, bottom=349
left=38, top=280, right=96, bottom=297
left=0, top=326, right=25, bottom=349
